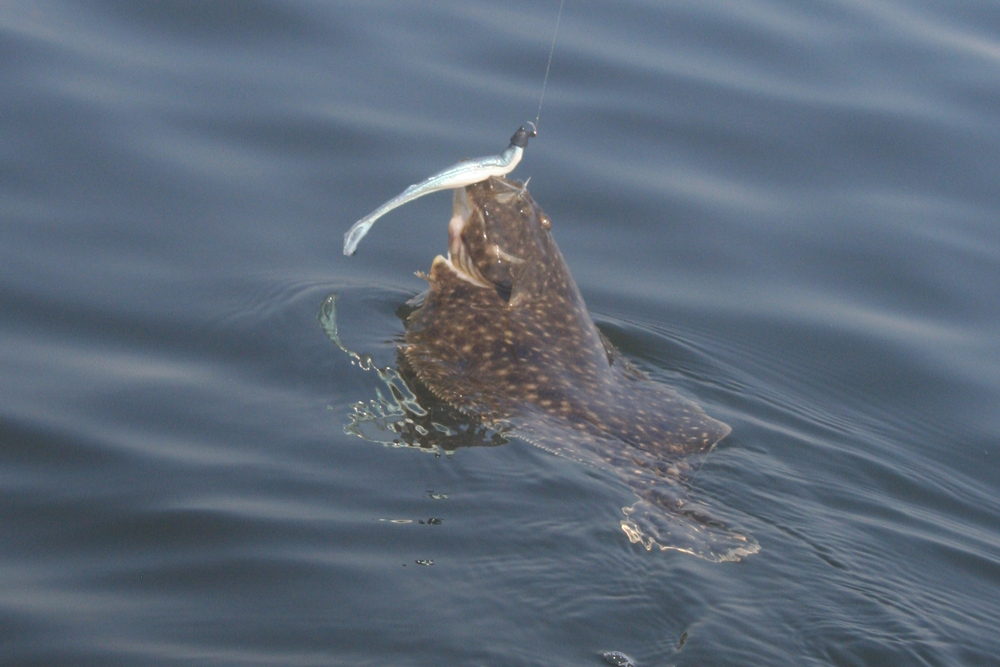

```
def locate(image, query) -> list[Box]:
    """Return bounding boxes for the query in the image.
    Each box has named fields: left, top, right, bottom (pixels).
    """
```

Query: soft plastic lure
left=343, top=124, right=536, bottom=256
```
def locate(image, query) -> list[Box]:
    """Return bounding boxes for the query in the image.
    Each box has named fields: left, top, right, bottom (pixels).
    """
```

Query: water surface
left=2, top=1, right=999, bottom=665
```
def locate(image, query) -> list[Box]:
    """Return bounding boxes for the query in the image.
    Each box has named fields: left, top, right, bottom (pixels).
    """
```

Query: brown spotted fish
left=390, top=176, right=758, bottom=561
left=325, top=176, right=758, bottom=561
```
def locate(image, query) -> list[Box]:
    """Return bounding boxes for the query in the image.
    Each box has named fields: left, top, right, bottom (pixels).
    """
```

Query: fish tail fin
left=620, top=498, right=760, bottom=562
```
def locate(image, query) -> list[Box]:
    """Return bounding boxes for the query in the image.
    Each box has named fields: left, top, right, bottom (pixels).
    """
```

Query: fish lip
left=445, top=188, right=492, bottom=288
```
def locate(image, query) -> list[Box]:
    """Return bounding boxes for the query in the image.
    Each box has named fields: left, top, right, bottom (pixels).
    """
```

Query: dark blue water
left=2, top=1, right=999, bottom=665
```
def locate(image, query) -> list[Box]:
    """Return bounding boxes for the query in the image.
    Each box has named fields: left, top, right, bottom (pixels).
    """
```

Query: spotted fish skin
left=401, top=177, right=756, bottom=560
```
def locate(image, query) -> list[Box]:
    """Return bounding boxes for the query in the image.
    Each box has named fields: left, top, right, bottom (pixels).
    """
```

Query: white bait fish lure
left=343, top=124, right=536, bottom=256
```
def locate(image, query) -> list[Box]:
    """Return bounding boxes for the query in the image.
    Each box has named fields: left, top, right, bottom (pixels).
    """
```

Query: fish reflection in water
left=324, top=177, right=758, bottom=562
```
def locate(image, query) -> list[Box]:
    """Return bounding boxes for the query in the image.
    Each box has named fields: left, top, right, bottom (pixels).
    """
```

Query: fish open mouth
left=443, top=184, right=527, bottom=291
left=444, top=188, right=493, bottom=288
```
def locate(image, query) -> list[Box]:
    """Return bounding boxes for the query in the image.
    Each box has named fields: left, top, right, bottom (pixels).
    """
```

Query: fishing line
left=534, top=0, right=565, bottom=131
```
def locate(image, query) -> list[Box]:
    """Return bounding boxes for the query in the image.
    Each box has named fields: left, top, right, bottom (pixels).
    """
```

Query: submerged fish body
left=397, top=177, right=757, bottom=561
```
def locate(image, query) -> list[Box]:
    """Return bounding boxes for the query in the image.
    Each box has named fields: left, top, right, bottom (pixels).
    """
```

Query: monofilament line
left=534, top=0, right=565, bottom=131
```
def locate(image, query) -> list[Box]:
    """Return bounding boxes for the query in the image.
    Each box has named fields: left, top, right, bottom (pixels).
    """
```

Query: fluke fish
left=326, top=177, right=759, bottom=561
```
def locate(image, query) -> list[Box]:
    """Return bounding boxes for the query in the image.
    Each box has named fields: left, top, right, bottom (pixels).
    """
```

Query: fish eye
left=540, top=215, right=551, bottom=230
